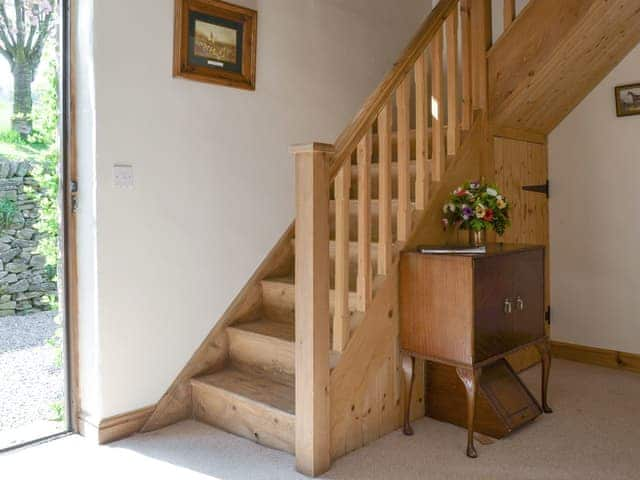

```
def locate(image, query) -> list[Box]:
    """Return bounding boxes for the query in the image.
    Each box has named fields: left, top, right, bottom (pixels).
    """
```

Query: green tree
left=0, top=0, right=56, bottom=134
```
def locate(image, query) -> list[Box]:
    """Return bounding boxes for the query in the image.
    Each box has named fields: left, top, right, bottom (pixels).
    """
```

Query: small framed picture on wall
left=174, top=0, right=257, bottom=90
left=614, top=83, right=640, bottom=117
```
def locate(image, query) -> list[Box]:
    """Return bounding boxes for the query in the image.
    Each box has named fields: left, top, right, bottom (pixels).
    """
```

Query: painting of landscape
left=615, top=84, right=640, bottom=117
left=193, top=19, right=238, bottom=65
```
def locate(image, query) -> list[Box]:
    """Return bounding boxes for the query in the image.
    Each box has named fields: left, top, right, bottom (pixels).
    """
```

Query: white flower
left=448, top=203, right=456, bottom=213
left=486, top=188, right=498, bottom=197
left=475, top=204, right=486, bottom=218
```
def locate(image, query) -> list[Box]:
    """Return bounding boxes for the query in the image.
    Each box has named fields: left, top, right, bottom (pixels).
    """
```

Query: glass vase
left=468, top=229, right=486, bottom=247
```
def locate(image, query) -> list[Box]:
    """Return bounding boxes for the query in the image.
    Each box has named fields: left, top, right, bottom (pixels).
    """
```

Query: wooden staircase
left=190, top=131, right=421, bottom=454
left=141, top=0, right=640, bottom=476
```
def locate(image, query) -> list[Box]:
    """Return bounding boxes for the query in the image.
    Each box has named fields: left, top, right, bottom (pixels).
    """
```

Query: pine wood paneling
left=489, top=0, right=640, bottom=133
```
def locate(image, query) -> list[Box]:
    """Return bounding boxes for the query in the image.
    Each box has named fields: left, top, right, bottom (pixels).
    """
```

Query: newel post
left=291, top=142, right=333, bottom=477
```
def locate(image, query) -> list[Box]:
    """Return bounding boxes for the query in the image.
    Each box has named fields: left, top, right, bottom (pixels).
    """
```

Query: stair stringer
left=141, top=225, right=295, bottom=433
left=329, top=118, right=484, bottom=460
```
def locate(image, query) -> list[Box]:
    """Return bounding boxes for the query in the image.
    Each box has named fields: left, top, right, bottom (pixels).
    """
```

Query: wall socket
left=113, top=164, right=134, bottom=188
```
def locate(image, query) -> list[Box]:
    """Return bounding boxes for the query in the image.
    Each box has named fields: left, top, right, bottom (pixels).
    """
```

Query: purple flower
left=462, top=206, right=473, bottom=220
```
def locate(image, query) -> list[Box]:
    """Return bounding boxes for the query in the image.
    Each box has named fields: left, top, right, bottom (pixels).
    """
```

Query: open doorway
left=0, top=0, right=71, bottom=451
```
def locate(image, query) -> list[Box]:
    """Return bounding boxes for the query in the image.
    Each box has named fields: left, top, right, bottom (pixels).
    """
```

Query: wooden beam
left=293, top=142, right=332, bottom=477
left=492, top=126, right=547, bottom=145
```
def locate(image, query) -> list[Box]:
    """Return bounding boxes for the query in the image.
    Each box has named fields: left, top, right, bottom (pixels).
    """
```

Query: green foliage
left=50, top=402, right=64, bottom=422
left=31, top=55, right=60, bottom=146
left=0, top=197, right=18, bottom=230
left=28, top=53, right=61, bottom=303
left=0, top=129, right=28, bottom=146
left=442, top=181, right=511, bottom=235
left=47, top=313, right=64, bottom=369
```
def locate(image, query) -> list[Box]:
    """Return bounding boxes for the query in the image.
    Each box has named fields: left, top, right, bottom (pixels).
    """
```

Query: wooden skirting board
left=78, top=405, right=155, bottom=445
left=552, top=341, right=640, bottom=375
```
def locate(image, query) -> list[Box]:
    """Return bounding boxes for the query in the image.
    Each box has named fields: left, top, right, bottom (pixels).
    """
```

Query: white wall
left=549, top=44, right=640, bottom=354
left=77, top=0, right=432, bottom=419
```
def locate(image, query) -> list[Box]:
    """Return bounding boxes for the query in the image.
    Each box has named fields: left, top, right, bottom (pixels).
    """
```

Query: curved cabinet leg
left=402, top=355, right=416, bottom=436
left=456, top=367, right=481, bottom=459
left=535, top=341, right=553, bottom=413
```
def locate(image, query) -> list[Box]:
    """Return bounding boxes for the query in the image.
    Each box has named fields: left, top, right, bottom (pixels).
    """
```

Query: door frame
left=62, top=0, right=80, bottom=433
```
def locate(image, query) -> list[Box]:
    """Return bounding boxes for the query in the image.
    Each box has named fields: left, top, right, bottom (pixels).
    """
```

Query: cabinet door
left=512, top=249, right=545, bottom=344
left=473, top=255, right=515, bottom=362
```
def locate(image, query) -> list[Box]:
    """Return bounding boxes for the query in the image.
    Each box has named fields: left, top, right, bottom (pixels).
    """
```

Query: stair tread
left=193, top=366, right=294, bottom=415
left=228, top=319, right=294, bottom=343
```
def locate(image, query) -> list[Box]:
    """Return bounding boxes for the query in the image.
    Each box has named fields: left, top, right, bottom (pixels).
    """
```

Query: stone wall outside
left=0, top=160, right=57, bottom=316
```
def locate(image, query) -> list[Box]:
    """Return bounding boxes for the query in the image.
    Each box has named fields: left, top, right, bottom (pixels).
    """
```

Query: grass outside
left=0, top=100, right=48, bottom=161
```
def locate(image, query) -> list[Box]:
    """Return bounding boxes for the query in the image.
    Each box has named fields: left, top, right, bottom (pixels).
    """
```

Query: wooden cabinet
left=399, top=244, right=552, bottom=458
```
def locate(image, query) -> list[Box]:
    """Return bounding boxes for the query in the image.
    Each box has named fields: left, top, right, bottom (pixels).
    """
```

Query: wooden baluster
left=357, top=132, right=372, bottom=311
left=431, top=27, right=444, bottom=181
left=414, top=51, right=429, bottom=211
left=460, top=0, right=472, bottom=131
left=292, top=143, right=332, bottom=477
left=446, top=7, right=459, bottom=156
left=333, top=162, right=351, bottom=352
left=471, top=0, right=492, bottom=111
left=396, top=75, right=412, bottom=242
left=504, top=0, right=516, bottom=30
left=377, top=102, right=393, bottom=276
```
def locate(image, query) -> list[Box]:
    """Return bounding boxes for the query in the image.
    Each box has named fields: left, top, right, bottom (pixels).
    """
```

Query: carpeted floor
left=1, top=359, right=640, bottom=479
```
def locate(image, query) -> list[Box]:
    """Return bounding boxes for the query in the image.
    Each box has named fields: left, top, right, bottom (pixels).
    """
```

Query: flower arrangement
left=442, top=181, right=510, bottom=235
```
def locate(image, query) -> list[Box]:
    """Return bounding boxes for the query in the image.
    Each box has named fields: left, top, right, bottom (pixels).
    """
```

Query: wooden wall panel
left=329, top=267, right=425, bottom=460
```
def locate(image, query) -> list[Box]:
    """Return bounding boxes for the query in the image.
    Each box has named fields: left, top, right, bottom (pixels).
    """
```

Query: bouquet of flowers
left=442, top=181, right=510, bottom=235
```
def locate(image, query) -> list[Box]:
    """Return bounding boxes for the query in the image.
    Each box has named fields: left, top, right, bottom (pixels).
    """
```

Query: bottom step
left=191, top=367, right=295, bottom=454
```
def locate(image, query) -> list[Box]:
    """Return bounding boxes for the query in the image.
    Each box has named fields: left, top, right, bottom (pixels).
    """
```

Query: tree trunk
left=12, top=58, right=35, bottom=135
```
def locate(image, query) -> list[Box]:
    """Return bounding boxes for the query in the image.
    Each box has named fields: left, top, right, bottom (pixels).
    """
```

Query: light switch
left=113, top=164, right=134, bottom=188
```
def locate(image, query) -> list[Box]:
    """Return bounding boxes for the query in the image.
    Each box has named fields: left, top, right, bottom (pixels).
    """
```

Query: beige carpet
left=2, top=359, right=640, bottom=479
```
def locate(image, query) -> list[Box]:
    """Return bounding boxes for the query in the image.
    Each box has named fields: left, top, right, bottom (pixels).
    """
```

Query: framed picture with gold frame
left=614, top=83, right=640, bottom=117
left=174, top=0, right=257, bottom=90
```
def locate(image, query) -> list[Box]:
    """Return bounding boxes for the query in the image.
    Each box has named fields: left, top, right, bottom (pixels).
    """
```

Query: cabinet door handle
left=516, top=296, right=524, bottom=311
left=504, top=298, right=513, bottom=314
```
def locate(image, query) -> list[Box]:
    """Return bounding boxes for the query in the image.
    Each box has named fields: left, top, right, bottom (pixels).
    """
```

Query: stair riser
left=228, top=328, right=295, bottom=382
left=192, top=381, right=295, bottom=454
